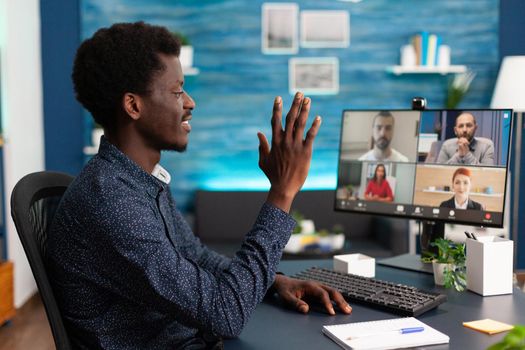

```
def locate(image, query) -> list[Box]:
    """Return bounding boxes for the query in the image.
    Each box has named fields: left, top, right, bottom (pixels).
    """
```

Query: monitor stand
left=377, top=220, right=445, bottom=274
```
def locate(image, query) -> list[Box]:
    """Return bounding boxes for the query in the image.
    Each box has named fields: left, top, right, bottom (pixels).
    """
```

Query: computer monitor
left=335, top=109, right=513, bottom=229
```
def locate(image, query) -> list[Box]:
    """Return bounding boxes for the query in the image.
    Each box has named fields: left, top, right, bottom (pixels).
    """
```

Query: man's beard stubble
left=375, top=137, right=390, bottom=150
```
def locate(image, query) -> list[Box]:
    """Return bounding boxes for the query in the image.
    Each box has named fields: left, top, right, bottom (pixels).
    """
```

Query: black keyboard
left=292, top=267, right=447, bottom=317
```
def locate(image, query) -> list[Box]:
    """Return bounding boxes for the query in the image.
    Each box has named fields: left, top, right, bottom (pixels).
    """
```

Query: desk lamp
left=490, top=55, right=525, bottom=268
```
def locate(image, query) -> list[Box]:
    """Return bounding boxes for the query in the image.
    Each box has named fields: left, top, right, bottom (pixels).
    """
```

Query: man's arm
left=436, top=141, right=451, bottom=164
left=480, top=140, right=495, bottom=165
left=259, top=93, right=351, bottom=316
left=438, top=139, right=479, bottom=164
left=91, top=194, right=295, bottom=339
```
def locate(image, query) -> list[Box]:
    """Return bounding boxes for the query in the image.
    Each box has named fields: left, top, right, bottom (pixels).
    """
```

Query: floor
left=0, top=294, right=53, bottom=350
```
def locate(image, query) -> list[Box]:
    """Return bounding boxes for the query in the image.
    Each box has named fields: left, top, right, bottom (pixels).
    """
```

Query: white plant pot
left=179, top=45, right=194, bottom=68
left=432, top=261, right=454, bottom=286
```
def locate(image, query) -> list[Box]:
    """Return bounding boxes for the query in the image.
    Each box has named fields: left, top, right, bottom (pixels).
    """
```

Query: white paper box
left=466, top=236, right=513, bottom=296
left=333, top=254, right=375, bottom=278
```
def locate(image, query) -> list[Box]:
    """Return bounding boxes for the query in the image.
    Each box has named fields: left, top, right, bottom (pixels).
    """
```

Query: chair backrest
left=10, top=171, right=74, bottom=350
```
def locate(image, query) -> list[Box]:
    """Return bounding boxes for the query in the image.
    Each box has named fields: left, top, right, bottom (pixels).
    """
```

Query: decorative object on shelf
left=285, top=211, right=345, bottom=254
left=445, top=70, right=476, bottom=108
left=388, top=32, right=466, bottom=75
left=171, top=32, right=199, bottom=75
left=422, top=238, right=466, bottom=291
left=91, top=122, right=104, bottom=149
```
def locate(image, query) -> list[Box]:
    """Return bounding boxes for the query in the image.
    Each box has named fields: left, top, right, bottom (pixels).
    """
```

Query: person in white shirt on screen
left=358, top=111, right=409, bottom=162
left=439, top=167, right=483, bottom=210
left=436, top=112, right=495, bottom=165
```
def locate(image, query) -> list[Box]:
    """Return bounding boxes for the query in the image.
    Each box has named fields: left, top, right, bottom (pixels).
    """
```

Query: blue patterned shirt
left=48, top=137, right=295, bottom=349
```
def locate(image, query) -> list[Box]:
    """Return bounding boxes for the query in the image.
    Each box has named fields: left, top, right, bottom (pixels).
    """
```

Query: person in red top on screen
left=364, top=164, right=394, bottom=202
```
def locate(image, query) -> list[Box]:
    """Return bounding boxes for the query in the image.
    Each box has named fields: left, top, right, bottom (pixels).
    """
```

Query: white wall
left=0, top=0, right=45, bottom=307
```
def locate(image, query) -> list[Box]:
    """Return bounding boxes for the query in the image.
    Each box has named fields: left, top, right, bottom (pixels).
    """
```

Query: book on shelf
left=408, top=32, right=445, bottom=67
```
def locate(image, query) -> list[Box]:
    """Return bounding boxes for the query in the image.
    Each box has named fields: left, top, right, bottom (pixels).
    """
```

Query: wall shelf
left=183, top=67, right=199, bottom=76
left=386, top=65, right=467, bottom=75
left=422, top=189, right=503, bottom=198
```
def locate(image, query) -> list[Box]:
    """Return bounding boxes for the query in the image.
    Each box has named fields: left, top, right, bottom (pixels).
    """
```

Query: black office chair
left=10, top=171, right=74, bottom=350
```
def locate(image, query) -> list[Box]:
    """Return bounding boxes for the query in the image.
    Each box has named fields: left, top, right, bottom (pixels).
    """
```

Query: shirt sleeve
left=436, top=144, right=449, bottom=164
left=88, top=191, right=295, bottom=338
left=167, top=199, right=232, bottom=276
left=480, top=141, right=495, bottom=165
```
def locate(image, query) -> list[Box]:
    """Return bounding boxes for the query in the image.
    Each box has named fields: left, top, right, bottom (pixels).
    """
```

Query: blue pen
left=346, top=327, right=424, bottom=340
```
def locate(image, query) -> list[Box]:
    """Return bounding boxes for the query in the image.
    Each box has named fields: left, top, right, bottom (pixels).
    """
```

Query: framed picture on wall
left=289, top=57, right=339, bottom=95
left=300, top=10, right=350, bottom=48
left=261, top=3, right=299, bottom=54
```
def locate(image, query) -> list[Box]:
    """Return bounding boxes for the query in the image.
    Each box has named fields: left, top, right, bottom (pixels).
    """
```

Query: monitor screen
left=335, top=109, right=513, bottom=228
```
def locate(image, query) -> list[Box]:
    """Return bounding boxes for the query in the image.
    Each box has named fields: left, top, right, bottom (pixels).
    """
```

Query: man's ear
left=122, top=93, right=142, bottom=121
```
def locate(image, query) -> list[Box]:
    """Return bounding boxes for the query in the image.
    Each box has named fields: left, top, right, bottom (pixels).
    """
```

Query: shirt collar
left=97, top=136, right=168, bottom=197
left=455, top=197, right=468, bottom=209
left=152, top=164, right=171, bottom=184
left=469, top=137, right=478, bottom=151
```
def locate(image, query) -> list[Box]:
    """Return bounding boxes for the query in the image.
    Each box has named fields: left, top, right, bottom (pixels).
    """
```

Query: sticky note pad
left=463, top=319, right=514, bottom=335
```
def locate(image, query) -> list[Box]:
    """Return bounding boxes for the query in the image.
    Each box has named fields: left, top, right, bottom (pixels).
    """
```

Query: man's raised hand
left=257, top=92, right=321, bottom=212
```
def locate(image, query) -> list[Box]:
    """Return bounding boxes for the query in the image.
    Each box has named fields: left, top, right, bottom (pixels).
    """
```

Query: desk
left=225, top=259, right=525, bottom=349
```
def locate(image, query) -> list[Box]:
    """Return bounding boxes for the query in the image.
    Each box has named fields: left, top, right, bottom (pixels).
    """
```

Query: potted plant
left=172, top=32, right=193, bottom=69
left=422, top=238, right=466, bottom=291
left=445, top=70, right=476, bottom=108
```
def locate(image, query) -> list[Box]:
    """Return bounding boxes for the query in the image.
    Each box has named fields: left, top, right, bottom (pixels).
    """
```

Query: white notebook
left=322, top=317, right=449, bottom=350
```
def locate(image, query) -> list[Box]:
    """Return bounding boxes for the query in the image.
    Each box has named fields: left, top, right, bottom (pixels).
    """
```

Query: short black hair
left=72, top=22, right=181, bottom=128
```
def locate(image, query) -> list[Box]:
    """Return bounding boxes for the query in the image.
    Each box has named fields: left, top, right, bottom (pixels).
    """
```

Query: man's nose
left=184, top=92, right=196, bottom=110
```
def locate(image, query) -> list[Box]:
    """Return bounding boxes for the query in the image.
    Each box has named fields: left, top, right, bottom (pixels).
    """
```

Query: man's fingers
left=294, top=97, right=310, bottom=141
left=309, top=285, right=335, bottom=315
left=285, top=92, right=304, bottom=139
left=282, top=291, right=310, bottom=314
left=305, top=116, right=322, bottom=148
left=271, top=96, right=283, bottom=144
left=295, top=298, right=310, bottom=314
left=325, top=287, right=352, bottom=314
left=257, top=132, right=270, bottom=159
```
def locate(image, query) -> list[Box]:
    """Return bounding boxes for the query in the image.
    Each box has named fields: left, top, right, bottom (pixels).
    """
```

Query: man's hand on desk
left=272, top=274, right=352, bottom=315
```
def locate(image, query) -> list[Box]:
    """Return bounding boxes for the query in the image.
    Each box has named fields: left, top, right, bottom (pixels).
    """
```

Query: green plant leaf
left=487, top=325, right=525, bottom=350
left=431, top=238, right=466, bottom=291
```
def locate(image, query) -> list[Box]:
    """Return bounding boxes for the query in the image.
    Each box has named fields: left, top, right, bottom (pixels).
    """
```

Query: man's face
left=137, top=54, right=195, bottom=152
left=372, top=116, right=394, bottom=150
left=454, top=113, right=477, bottom=142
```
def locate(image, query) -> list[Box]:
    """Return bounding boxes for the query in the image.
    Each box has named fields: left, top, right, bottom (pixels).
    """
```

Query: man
left=358, top=111, right=409, bottom=162
left=47, top=22, right=351, bottom=349
left=436, top=112, right=494, bottom=165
